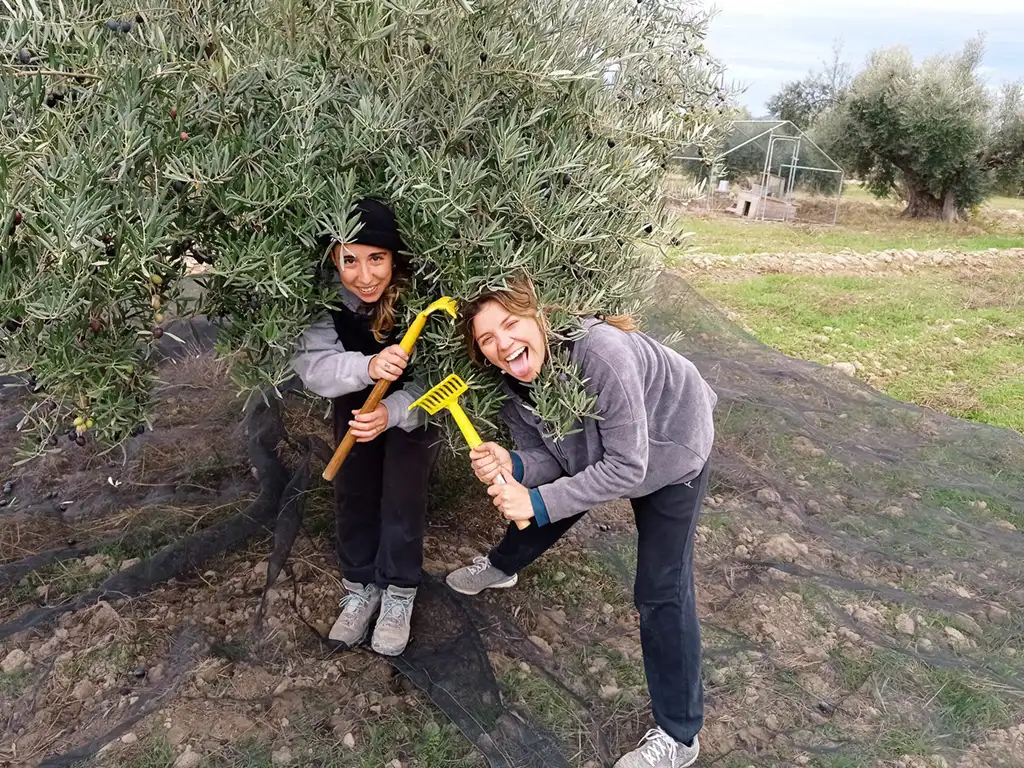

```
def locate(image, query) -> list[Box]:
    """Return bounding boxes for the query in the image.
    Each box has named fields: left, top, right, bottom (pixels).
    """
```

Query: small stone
left=734, top=545, right=749, bottom=557
left=918, top=638, right=933, bottom=653
left=2, top=649, right=31, bottom=673
left=271, top=746, right=293, bottom=766
left=120, top=558, right=141, bottom=571
left=121, top=732, right=138, bottom=744
left=2, top=481, right=13, bottom=495
left=763, top=533, right=806, bottom=563
left=343, top=733, right=356, bottom=749
left=709, top=669, right=727, bottom=686
left=528, top=635, right=553, bottom=657
left=599, top=684, right=620, bottom=699
left=944, top=626, right=967, bottom=648
left=988, top=605, right=1010, bottom=625
left=756, top=487, right=781, bottom=504
left=173, top=746, right=202, bottom=768
left=895, top=614, right=916, bottom=635
left=812, top=334, right=830, bottom=344
left=552, top=571, right=566, bottom=583
left=73, top=679, right=97, bottom=700
left=831, top=362, right=857, bottom=376
left=389, top=761, right=403, bottom=768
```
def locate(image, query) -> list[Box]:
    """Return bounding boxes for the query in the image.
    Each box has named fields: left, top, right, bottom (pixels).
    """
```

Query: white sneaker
left=328, top=580, right=382, bottom=646
left=445, top=556, right=518, bottom=596
left=613, top=728, right=699, bottom=768
left=371, top=585, right=416, bottom=656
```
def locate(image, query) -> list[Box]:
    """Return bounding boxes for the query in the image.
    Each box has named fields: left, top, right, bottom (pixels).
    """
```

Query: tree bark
left=900, top=183, right=962, bottom=221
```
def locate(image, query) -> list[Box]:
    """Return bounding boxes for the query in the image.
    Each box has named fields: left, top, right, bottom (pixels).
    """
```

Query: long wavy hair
left=458, top=275, right=637, bottom=366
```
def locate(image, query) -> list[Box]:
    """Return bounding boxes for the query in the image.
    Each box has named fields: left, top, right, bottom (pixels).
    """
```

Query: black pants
left=488, top=463, right=709, bottom=745
left=332, top=392, right=441, bottom=589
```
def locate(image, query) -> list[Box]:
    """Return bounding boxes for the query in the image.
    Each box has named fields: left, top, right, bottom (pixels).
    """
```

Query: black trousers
left=331, top=392, right=441, bottom=589
left=488, top=463, right=709, bottom=745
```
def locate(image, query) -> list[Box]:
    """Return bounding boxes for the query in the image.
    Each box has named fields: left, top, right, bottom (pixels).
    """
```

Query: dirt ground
left=2, top=269, right=1024, bottom=768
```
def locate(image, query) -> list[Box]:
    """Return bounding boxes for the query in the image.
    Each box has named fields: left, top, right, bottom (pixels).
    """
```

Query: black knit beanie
left=347, top=198, right=406, bottom=256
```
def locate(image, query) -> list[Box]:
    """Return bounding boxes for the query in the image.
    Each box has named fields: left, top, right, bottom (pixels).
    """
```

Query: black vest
left=328, top=304, right=412, bottom=393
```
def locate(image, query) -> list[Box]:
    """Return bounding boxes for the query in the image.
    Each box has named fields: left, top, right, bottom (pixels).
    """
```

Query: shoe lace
left=377, top=592, right=413, bottom=628
left=638, top=728, right=676, bottom=766
left=337, top=589, right=371, bottom=623
left=467, top=556, right=492, bottom=576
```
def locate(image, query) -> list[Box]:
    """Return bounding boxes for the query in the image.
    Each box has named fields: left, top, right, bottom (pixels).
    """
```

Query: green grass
left=673, top=191, right=1023, bottom=256
left=926, top=669, right=1012, bottom=741
left=199, top=715, right=477, bottom=768
left=690, top=271, right=1024, bottom=433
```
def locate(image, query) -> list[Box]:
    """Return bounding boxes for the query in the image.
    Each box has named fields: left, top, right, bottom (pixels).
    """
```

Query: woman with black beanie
left=291, top=199, right=440, bottom=656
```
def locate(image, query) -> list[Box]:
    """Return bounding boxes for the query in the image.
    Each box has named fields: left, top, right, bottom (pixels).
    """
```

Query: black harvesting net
left=1, top=271, right=1022, bottom=767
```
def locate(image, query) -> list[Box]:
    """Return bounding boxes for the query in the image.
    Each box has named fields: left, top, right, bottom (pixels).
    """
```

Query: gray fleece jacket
left=289, top=277, right=426, bottom=431
left=504, top=318, right=717, bottom=525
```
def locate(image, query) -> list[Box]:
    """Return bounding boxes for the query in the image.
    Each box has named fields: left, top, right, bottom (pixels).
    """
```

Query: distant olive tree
left=816, top=38, right=1024, bottom=221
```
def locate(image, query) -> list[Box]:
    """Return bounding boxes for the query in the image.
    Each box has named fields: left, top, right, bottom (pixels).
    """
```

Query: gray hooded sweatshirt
left=289, top=276, right=426, bottom=431
left=503, top=318, right=717, bottom=525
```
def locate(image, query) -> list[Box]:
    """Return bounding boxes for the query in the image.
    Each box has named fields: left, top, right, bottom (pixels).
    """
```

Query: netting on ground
left=2, top=272, right=1023, bottom=766
left=669, top=120, right=845, bottom=225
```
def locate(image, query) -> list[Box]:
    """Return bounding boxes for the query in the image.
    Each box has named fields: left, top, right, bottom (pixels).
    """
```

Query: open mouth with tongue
left=504, top=345, right=534, bottom=381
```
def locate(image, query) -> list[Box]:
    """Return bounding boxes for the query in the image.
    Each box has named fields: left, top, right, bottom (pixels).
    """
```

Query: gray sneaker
left=328, top=580, right=381, bottom=646
left=445, top=556, right=518, bottom=596
left=614, top=728, right=699, bottom=768
left=371, top=585, right=416, bottom=656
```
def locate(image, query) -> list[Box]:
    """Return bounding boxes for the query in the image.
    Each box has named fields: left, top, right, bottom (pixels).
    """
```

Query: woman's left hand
left=487, top=478, right=535, bottom=522
left=349, top=404, right=389, bottom=442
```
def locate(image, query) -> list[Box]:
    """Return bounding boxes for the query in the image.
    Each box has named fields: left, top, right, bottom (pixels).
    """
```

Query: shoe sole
left=328, top=608, right=380, bottom=647
left=445, top=572, right=518, bottom=596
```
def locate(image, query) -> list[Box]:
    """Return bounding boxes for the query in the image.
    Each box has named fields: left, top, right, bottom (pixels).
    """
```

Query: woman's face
left=333, top=243, right=393, bottom=303
left=471, top=300, right=547, bottom=382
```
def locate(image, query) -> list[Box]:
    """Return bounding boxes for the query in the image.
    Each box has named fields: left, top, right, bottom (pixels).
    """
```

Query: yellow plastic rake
left=409, top=374, right=530, bottom=530
left=322, top=296, right=457, bottom=482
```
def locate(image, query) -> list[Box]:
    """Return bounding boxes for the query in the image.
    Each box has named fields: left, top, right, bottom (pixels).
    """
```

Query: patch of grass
left=926, top=488, right=1024, bottom=531
left=878, top=727, right=933, bottom=757
left=673, top=196, right=1022, bottom=257
left=0, top=669, right=31, bottom=697
left=208, top=715, right=476, bottom=768
left=499, top=665, right=589, bottom=748
left=690, top=271, right=1024, bottom=433
left=111, top=733, right=177, bottom=767
left=926, top=669, right=1011, bottom=740
left=810, top=755, right=873, bottom=768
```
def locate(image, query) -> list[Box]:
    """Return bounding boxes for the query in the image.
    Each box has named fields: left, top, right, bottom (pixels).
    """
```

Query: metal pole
left=760, top=131, right=775, bottom=222
left=833, top=170, right=845, bottom=227
left=787, top=138, right=800, bottom=222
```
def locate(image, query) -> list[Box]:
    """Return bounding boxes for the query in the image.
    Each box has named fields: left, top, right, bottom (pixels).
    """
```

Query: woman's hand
left=487, top=478, right=535, bottom=522
left=470, top=442, right=513, bottom=485
left=349, top=404, right=389, bottom=442
left=368, top=345, right=408, bottom=382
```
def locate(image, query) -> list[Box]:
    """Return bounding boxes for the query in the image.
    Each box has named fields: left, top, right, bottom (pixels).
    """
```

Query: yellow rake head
left=423, top=296, right=457, bottom=320
left=409, top=374, right=468, bottom=416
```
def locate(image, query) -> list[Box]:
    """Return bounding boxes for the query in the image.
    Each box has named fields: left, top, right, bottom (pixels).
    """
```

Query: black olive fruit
left=17, top=49, right=32, bottom=65
left=106, top=19, right=120, bottom=31
left=76, top=435, right=87, bottom=447
left=120, top=20, right=133, bottom=33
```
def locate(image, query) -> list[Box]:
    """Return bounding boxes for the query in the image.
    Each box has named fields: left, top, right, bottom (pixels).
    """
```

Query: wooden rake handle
left=493, top=472, right=531, bottom=530
left=322, top=377, right=391, bottom=482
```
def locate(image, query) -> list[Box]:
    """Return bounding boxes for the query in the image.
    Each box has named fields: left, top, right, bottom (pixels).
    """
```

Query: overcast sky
left=704, top=0, right=1024, bottom=115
